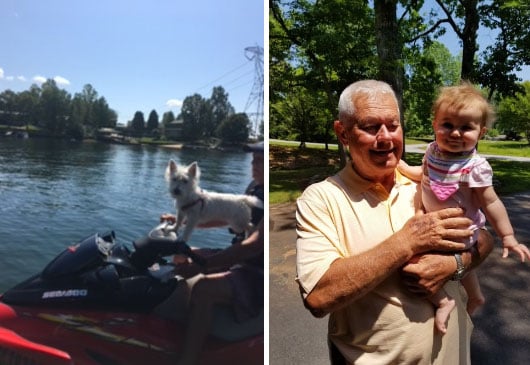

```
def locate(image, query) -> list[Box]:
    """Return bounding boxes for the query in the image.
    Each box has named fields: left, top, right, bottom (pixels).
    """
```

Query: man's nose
left=376, top=125, right=391, bottom=141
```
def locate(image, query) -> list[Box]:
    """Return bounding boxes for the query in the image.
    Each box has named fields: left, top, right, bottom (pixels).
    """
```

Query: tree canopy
left=1, top=82, right=255, bottom=143
left=270, top=0, right=530, bottom=146
left=0, top=80, right=117, bottom=139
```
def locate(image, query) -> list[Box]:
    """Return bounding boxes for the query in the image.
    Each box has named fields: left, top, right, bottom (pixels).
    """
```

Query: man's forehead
left=354, top=94, right=399, bottom=120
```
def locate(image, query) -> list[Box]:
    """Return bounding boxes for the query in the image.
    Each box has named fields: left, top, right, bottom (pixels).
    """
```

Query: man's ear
left=334, top=120, right=348, bottom=145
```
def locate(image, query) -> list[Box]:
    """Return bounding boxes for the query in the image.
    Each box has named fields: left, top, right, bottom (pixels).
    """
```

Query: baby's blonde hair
left=433, top=81, right=496, bottom=128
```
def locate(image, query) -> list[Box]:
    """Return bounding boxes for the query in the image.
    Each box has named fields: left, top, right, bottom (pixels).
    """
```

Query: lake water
left=0, top=138, right=253, bottom=292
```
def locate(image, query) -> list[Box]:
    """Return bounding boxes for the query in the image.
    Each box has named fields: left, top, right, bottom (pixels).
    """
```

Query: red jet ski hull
left=0, top=301, right=263, bottom=365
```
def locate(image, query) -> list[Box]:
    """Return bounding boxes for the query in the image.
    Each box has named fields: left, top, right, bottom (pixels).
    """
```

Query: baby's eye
left=441, top=122, right=454, bottom=130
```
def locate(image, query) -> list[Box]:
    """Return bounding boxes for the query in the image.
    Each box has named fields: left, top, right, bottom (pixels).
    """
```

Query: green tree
left=403, top=41, right=461, bottom=136
left=0, top=90, right=19, bottom=125
left=209, top=86, right=234, bottom=137
left=146, top=109, right=159, bottom=135
left=477, top=1, right=530, bottom=99
left=270, top=0, right=376, bottom=157
left=179, top=94, right=212, bottom=140
left=93, top=97, right=117, bottom=129
left=216, top=113, right=250, bottom=143
left=15, top=86, right=41, bottom=128
left=162, top=111, right=175, bottom=125
left=39, top=79, right=71, bottom=135
left=77, top=84, right=98, bottom=135
left=497, top=81, right=530, bottom=142
left=130, top=111, right=145, bottom=137
left=272, top=86, right=329, bottom=146
left=425, top=42, right=461, bottom=86
left=70, top=94, right=87, bottom=138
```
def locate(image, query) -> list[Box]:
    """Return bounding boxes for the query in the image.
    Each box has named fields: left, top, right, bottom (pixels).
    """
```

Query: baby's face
left=433, top=106, right=486, bottom=153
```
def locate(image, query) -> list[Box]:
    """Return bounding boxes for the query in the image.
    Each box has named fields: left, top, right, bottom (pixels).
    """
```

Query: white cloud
left=0, top=68, right=4, bottom=79
left=6, top=76, right=14, bottom=81
left=33, top=75, right=47, bottom=84
left=17, top=76, right=26, bottom=82
left=166, top=98, right=183, bottom=108
left=54, top=75, right=70, bottom=86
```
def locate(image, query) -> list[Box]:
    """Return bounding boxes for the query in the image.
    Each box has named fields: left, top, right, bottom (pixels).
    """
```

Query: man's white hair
left=338, top=80, right=399, bottom=123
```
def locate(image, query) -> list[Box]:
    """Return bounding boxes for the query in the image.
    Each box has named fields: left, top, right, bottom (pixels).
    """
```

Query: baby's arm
left=398, top=159, right=423, bottom=182
left=475, top=186, right=530, bottom=261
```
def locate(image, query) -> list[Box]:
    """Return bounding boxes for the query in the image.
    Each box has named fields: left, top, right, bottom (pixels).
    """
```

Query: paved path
left=405, top=143, right=530, bottom=162
left=269, top=193, right=530, bottom=364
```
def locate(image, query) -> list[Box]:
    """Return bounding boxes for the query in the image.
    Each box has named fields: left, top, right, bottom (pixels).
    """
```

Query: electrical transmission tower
left=244, top=45, right=264, bottom=138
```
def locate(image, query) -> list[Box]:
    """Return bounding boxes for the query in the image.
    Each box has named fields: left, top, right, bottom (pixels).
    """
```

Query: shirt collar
left=335, top=162, right=413, bottom=196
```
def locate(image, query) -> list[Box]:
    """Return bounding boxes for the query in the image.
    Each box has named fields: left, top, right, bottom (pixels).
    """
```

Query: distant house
left=164, top=118, right=184, bottom=140
left=97, top=128, right=126, bottom=143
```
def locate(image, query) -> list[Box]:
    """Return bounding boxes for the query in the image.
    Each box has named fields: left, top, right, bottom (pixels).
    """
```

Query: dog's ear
left=165, top=160, right=177, bottom=182
left=169, top=160, right=177, bottom=173
left=188, top=161, right=200, bottom=179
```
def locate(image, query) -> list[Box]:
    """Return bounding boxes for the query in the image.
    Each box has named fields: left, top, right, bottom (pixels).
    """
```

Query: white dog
left=165, top=160, right=263, bottom=243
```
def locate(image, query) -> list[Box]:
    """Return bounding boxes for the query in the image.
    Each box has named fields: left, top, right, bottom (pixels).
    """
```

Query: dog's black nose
left=173, top=188, right=181, bottom=195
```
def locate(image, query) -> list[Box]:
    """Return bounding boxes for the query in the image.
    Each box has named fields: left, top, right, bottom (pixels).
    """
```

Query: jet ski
left=0, top=223, right=263, bottom=365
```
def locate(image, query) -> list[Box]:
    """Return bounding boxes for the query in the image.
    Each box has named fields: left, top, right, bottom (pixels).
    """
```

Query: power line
left=193, top=60, right=253, bottom=93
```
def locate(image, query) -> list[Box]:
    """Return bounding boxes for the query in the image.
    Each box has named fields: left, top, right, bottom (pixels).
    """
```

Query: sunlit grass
left=407, top=137, right=530, bottom=157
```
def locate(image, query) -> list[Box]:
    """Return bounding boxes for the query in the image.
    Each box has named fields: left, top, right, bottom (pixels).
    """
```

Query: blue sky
left=0, top=0, right=264, bottom=125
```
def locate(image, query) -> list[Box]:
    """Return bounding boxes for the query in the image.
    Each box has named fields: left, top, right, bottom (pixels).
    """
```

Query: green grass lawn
left=270, top=140, right=530, bottom=204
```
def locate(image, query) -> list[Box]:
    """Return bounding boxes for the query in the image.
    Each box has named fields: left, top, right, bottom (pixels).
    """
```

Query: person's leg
left=430, top=288, right=455, bottom=334
left=177, top=272, right=233, bottom=365
left=461, top=270, right=485, bottom=315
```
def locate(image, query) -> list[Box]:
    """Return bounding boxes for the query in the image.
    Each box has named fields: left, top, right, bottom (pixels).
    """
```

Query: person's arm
left=475, top=186, right=530, bottom=261
left=160, top=213, right=228, bottom=228
left=303, top=208, right=472, bottom=317
left=201, top=219, right=263, bottom=272
left=397, top=159, right=423, bottom=182
left=401, top=228, right=494, bottom=297
left=172, top=220, right=263, bottom=277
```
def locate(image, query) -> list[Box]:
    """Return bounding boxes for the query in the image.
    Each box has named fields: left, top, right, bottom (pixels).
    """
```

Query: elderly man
left=296, top=80, right=493, bottom=364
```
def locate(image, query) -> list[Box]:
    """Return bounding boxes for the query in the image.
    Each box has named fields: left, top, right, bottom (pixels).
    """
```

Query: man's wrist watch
left=451, top=253, right=466, bottom=281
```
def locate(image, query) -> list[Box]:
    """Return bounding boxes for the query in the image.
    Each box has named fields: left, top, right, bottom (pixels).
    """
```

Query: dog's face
left=165, top=160, right=200, bottom=199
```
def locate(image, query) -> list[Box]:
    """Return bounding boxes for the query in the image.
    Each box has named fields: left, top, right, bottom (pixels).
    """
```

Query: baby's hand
left=397, top=160, right=422, bottom=182
left=502, top=235, right=530, bottom=262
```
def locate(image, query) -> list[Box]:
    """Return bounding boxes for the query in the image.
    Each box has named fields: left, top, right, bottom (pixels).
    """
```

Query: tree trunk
left=460, top=0, right=479, bottom=81
left=374, top=0, right=405, bottom=151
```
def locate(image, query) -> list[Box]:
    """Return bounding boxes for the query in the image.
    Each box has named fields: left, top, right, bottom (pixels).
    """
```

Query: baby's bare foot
left=435, top=298, right=456, bottom=334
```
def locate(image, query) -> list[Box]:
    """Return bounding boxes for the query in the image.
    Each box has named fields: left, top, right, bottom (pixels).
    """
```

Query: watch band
left=451, top=253, right=465, bottom=281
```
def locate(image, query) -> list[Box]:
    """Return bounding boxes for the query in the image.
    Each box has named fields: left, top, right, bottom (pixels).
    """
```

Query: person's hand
left=399, top=207, right=472, bottom=255
left=160, top=213, right=176, bottom=223
left=173, top=260, right=203, bottom=278
left=401, top=253, right=455, bottom=297
left=502, top=235, right=530, bottom=262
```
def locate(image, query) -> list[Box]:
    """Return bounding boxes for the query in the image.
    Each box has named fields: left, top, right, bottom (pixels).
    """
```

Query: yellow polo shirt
left=296, top=165, right=472, bottom=365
